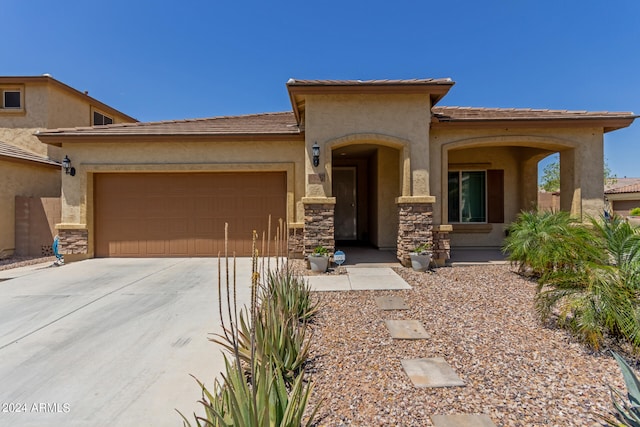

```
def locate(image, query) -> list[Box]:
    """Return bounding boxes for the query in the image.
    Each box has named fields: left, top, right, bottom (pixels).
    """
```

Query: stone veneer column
left=302, top=197, right=336, bottom=256
left=431, top=225, right=452, bottom=267
left=287, top=224, right=305, bottom=259
left=57, top=227, right=88, bottom=255
left=396, top=197, right=434, bottom=267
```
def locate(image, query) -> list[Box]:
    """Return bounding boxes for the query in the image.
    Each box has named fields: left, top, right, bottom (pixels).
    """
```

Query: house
left=0, top=75, right=136, bottom=258
left=35, top=78, right=636, bottom=266
left=605, top=178, right=640, bottom=218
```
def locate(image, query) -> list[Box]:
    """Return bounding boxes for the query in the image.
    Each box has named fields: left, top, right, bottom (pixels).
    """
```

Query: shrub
left=630, top=207, right=640, bottom=217
left=502, top=210, right=598, bottom=277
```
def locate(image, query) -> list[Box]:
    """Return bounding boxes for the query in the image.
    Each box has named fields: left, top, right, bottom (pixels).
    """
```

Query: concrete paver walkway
left=431, top=414, right=497, bottom=427
left=306, top=267, right=411, bottom=291
left=401, top=358, right=466, bottom=388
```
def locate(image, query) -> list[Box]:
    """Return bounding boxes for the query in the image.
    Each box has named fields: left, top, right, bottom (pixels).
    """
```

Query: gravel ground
left=296, top=262, right=629, bottom=427
left=0, top=256, right=55, bottom=271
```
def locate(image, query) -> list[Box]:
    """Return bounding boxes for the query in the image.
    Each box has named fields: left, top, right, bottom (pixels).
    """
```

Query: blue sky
left=3, top=0, right=639, bottom=177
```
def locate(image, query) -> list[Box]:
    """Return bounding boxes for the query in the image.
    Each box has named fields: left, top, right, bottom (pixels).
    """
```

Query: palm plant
left=535, top=215, right=640, bottom=349
left=503, top=210, right=598, bottom=277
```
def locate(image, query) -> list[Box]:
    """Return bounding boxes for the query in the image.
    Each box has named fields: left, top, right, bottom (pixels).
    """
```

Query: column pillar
left=302, top=197, right=336, bottom=256
left=396, top=196, right=434, bottom=267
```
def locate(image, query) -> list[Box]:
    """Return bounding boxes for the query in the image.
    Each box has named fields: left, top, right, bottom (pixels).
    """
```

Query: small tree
left=540, top=159, right=616, bottom=192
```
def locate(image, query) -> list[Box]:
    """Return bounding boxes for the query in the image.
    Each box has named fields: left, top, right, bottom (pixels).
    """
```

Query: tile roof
left=286, top=78, right=454, bottom=86
left=0, top=141, right=60, bottom=166
left=432, top=106, right=635, bottom=121
left=605, top=179, right=640, bottom=194
left=37, top=111, right=299, bottom=138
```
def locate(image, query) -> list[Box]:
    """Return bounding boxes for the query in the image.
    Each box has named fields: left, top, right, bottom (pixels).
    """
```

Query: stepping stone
left=431, top=414, right=496, bottom=427
left=385, top=320, right=429, bottom=339
left=375, top=296, right=409, bottom=310
left=401, top=357, right=465, bottom=388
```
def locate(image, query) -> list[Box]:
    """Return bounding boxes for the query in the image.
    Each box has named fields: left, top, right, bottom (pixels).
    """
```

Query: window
left=448, top=171, right=487, bottom=223
left=2, top=89, right=22, bottom=109
left=93, top=110, right=113, bottom=126
left=448, top=169, right=505, bottom=224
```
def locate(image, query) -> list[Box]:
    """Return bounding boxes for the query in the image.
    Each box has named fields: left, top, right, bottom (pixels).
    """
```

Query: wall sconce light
left=62, top=155, right=76, bottom=176
left=312, top=142, right=320, bottom=167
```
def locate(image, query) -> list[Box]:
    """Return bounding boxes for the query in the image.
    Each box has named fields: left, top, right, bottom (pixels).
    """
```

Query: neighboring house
left=36, top=78, right=636, bottom=266
left=0, top=75, right=136, bottom=258
left=605, top=178, right=640, bottom=218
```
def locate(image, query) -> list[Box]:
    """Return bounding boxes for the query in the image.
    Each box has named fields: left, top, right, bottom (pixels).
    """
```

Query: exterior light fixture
left=62, top=155, right=76, bottom=176
left=312, top=142, right=320, bottom=167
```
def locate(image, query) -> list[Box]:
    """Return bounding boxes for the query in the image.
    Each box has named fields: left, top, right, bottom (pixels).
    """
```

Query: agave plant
left=181, top=355, right=318, bottom=427
left=179, top=222, right=321, bottom=426
left=602, top=351, right=640, bottom=426
left=213, top=301, right=311, bottom=385
left=262, top=270, right=319, bottom=322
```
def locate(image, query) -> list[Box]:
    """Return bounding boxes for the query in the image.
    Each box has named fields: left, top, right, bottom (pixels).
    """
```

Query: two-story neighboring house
left=0, top=75, right=136, bottom=258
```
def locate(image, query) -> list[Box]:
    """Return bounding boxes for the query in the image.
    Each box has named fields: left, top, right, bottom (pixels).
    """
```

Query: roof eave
left=36, top=132, right=305, bottom=147
left=287, top=80, right=455, bottom=125
left=431, top=117, right=636, bottom=132
left=0, top=76, right=138, bottom=123
left=0, top=153, right=61, bottom=168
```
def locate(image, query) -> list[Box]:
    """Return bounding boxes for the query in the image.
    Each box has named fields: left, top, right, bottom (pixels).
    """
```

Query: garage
left=94, top=172, right=286, bottom=257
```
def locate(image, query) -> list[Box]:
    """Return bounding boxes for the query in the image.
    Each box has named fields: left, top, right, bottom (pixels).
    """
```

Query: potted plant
left=308, top=246, right=330, bottom=273
left=409, top=243, right=432, bottom=272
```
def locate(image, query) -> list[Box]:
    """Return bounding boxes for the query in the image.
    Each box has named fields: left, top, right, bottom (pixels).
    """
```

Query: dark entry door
left=333, top=167, right=357, bottom=240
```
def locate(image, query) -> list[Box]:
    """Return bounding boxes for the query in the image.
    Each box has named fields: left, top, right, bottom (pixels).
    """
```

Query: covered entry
left=332, top=143, right=400, bottom=249
left=94, top=172, right=286, bottom=257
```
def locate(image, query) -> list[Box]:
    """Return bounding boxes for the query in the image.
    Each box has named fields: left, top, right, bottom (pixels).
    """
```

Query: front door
left=333, top=167, right=357, bottom=240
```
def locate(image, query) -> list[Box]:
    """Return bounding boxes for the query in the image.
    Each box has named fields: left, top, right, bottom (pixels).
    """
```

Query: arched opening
left=331, top=143, right=401, bottom=250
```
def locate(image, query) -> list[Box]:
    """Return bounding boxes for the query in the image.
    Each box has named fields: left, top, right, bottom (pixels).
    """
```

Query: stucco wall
left=0, top=160, right=60, bottom=257
left=304, top=94, right=431, bottom=198
left=430, top=126, right=606, bottom=247
left=59, top=139, right=305, bottom=256
left=46, top=84, right=133, bottom=129
left=376, top=146, right=400, bottom=248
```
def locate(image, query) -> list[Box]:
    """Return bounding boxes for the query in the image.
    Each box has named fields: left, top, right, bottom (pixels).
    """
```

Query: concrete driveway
left=0, top=258, right=253, bottom=427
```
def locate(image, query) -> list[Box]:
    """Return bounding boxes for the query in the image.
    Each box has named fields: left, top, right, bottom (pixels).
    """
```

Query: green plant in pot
left=409, top=242, right=432, bottom=272
left=309, top=246, right=330, bottom=273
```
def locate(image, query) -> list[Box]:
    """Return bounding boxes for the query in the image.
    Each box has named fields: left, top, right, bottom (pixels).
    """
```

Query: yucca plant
left=601, top=351, right=640, bottom=426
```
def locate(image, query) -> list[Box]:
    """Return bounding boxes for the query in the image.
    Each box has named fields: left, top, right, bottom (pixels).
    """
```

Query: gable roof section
left=0, top=141, right=60, bottom=168
left=37, top=112, right=301, bottom=146
left=0, top=76, right=138, bottom=123
left=432, top=106, right=636, bottom=132
left=287, top=78, right=455, bottom=123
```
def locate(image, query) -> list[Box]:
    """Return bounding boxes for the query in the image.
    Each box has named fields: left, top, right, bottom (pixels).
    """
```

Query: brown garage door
left=95, top=172, right=286, bottom=257
left=612, top=199, right=640, bottom=217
